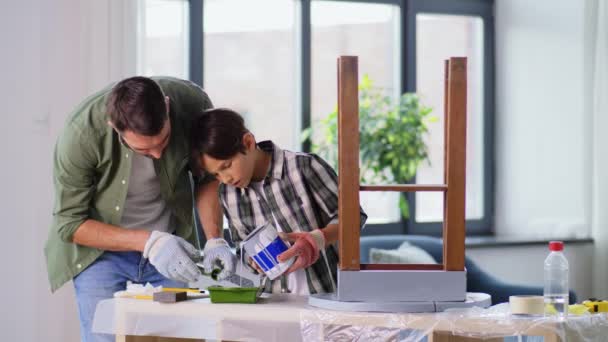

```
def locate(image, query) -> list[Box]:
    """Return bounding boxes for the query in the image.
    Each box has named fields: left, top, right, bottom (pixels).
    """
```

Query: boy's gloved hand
left=202, top=238, right=236, bottom=280
left=278, top=229, right=325, bottom=274
left=143, top=231, right=202, bottom=284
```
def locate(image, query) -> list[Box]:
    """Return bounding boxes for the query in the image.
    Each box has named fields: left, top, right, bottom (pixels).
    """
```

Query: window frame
left=404, top=0, right=495, bottom=236
left=188, top=0, right=495, bottom=237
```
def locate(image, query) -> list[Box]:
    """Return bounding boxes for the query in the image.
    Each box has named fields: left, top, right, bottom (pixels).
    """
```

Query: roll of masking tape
left=509, top=295, right=544, bottom=315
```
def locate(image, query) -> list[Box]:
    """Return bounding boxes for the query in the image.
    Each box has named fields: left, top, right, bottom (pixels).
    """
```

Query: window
left=202, top=0, right=298, bottom=150
left=186, top=0, right=495, bottom=236
left=414, top=14, right=484, bottom=224
left=136, top=0, right=189, bottom=78
left=405, top=0, right=494, bottom=235
left=311, top=1, right=401, bottom=224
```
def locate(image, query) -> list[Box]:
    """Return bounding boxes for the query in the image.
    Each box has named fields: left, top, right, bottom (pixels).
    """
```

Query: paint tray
left=207, top=286, right=260, bottom=304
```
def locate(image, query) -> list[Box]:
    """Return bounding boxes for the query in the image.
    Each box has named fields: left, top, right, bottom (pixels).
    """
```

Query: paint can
left=242, top=222, right=294, bottom=280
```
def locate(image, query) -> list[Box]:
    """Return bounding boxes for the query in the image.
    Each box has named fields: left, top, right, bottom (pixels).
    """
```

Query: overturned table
left=93, top=294, right=608, bottom=342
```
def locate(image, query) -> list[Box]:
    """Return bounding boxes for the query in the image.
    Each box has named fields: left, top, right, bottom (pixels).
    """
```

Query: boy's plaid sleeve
left=304, top=154, right=367, bottom=228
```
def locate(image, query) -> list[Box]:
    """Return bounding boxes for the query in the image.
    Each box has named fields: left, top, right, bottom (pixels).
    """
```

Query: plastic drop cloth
left=300, top=303, right=608, bottom=342
left=93, top=294, right=307, bottom=342
left=93, top=294, right=608, bottom=341
left=300, top=308, right=437, bottom=341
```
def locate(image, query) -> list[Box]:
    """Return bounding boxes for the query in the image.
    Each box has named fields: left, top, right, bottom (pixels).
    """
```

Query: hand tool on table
left=114, top=288, right=208, bottom=301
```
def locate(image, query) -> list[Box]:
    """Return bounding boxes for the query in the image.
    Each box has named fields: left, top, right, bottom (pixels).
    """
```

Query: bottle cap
left=549, top=241, right=564, bottom=251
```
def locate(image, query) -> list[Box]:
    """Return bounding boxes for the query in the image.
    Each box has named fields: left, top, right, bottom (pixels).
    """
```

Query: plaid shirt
left=219, top=141, right=367, bottom=294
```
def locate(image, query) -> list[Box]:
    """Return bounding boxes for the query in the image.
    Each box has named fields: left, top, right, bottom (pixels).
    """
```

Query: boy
left=190, top=108, right=367, bottom=294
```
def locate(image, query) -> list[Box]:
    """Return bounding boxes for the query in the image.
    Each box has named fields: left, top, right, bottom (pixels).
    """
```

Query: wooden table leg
left=430, top=331, right=503, bottom=342
left=542, top=332, right=561, bottom=342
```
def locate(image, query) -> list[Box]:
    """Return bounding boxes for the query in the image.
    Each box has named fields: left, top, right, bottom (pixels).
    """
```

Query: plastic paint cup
left=242, top=223, right=294, bottom=280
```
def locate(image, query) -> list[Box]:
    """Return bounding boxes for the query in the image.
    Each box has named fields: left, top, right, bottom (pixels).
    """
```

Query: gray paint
left=336, top=269, right=466, bottom=302
left=309, top=292, right=491, bottom=313
left=190, top=259, right=261, bottom=289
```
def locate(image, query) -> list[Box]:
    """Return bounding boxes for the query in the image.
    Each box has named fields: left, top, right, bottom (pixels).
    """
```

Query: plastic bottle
left=543, top=241, right=569, bottom=319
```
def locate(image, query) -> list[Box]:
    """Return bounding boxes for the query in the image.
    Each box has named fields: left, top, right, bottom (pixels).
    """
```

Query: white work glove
left=202, top=238, right=236, bottom=280
left=143, top=231, right=202, bottom=284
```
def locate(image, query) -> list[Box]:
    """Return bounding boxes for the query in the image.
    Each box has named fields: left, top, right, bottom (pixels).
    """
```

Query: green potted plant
left=302, top=75, right=436, bottom=218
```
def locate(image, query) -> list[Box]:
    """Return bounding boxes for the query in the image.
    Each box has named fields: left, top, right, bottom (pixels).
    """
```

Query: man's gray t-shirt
left=120, top=152, right=172, bottom=233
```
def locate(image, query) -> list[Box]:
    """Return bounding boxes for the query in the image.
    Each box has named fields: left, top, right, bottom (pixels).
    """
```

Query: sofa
left=360, top=234, right=577, bottom=304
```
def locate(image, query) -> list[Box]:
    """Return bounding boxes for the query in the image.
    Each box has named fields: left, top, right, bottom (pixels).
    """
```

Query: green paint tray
left=207, top=286, right=260, bottom=304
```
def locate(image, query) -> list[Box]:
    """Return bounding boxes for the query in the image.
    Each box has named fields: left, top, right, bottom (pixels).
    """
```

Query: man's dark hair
left=107, top=76, right=167, bottom=136
left=190, top=108, right=249, bottom=161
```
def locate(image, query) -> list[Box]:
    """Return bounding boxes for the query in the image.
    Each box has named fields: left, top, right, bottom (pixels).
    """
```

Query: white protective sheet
left=94, top=294, right=608, bottom=341
left=300, top=303, right=608, bottom=341
left=93, top=294, right=305, bottom=341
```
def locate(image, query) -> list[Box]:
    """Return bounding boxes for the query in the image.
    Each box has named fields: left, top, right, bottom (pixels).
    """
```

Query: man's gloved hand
left=143, top=231, right=202, bottom=284
left=277, top=229, right=325, bottom=275
left=202, top=238, right=236, bottom=280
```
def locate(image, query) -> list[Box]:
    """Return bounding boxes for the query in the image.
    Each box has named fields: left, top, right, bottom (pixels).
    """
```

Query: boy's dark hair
left=106, top=76, right=167, bottom=136
left=190, top=108, right=249, bottom=161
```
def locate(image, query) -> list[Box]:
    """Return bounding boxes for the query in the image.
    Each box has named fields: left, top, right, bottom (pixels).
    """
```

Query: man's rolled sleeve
left=52, top=127, right=97, bottom=242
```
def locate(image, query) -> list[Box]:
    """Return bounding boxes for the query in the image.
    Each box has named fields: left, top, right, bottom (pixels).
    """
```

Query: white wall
left=485, top=0, right=598, bottom=300
left=494, top=0, right=590, bottom=240
left=0, top=1, right=136, bottom=340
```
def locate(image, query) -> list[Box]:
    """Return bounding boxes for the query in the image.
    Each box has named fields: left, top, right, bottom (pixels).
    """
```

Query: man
left=45, top=76, right=236, bottom=341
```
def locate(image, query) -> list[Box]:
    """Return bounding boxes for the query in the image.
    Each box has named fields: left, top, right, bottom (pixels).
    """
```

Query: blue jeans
left=73, top=251, right=186, bottom=342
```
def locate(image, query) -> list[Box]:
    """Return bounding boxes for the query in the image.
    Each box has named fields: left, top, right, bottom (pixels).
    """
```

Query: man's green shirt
left=45, top=77, right=213, bottom=292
